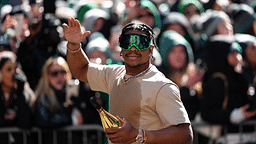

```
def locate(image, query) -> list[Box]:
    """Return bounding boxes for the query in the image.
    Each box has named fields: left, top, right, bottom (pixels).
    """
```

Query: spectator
left=0, top=4, right=14, bottom=35
left=227, top=3, right=256, bottom=36
left=212, top=0, right=230, bottom=12
left=193, top=10, right=233, bottom=38
left=158, top=30, right=204, bottom=121
left=16, top=12, right=61, bottom=90
left=120, top=0, right=142, bottom=26
left=0, top=4, right=29, bottom=53
left=234, top=34, right=256, bottom=85
left=160, top=12, right=197, bottom=57
left=80, top=8, right=110, bottom=49
left=55, top=4, right=77, bottom=26
left=235, top=34, right=256, bottom=111
left=202, top=0, right=231, bottom=12
left=138, top=0, right=162, bottom=32
left=33, top=56, right=85, bottom=144
left=74, top=3, right=98, bottom=23
left=178, top=0, right=205, bottom=23
left=107, top=25, right=124, bottom=64
left=99, top=0, right=121, bottom=40
left=82, top=8, right=109, bottom=34
left=200, top=35, right=256, bottom=143
left=85, top=32, right=110, bottom=65
left=0, top=51, right=35, bottom=144
left=192, top=10, right=233, bottom=60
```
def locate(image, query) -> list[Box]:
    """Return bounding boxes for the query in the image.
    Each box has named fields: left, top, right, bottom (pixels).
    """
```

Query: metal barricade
left=192, top=118, right=256, bottom=144
left=2, top=120, right=256, bottom=144
left=0, top=124, right=104, bottom=144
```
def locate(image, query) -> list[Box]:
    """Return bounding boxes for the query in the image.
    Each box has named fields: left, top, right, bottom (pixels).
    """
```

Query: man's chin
left=125, top=61, right=148, bottom=68
left=125, top=61, right=141, bottom=68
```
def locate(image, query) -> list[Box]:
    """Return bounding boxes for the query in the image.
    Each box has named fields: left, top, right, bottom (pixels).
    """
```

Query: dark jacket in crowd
left=0, top=72, right=34, bottom=144
left=201, top=35, right=253, bottom=133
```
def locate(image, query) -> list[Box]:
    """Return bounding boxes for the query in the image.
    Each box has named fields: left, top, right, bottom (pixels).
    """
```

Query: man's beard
left=125, top=60, right=149, bottom=68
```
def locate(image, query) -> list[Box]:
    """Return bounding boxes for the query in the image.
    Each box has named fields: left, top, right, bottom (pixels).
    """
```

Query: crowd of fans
left=0, top=0, right=256, bottom=143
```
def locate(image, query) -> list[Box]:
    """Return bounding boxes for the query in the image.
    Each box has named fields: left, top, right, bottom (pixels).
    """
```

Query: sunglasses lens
left=119, top=35, right=131, bottom=50
left=50, top=70, right=66, bottom=77
left=119, top=34, right=151, bottom=51
left=139, top=35, right=151, bottom=50
left=51, top=71, right=57, bottom=77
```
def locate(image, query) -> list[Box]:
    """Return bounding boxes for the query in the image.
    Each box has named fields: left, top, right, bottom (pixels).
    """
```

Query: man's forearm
left=145, top=123, right=193, bottom=144
left=66, top=42, right=90, bottom=82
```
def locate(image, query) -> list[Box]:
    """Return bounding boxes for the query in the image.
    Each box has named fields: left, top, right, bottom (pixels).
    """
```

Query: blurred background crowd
left=0, top=0, right=256, bottom=143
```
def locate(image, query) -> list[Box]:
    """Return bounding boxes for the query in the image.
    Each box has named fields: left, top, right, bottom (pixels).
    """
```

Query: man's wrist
left=136, top=129, right=143, bottom=143
left=142, top=130, right=147, bottom=143
left=67, top=42, right=81, bottom=53
left=136, top=129, right=147, bottom=143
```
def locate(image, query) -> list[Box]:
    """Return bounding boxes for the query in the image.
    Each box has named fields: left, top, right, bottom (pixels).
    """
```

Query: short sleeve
left=156, top=84, right=191, bottom=126
left=87, top=64, right=124, bottom=94
left=87, top=63, right=110, bottom=94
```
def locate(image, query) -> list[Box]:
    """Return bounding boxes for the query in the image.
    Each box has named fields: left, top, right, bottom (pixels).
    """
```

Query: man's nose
left=130, top=46, right=138, bottom=51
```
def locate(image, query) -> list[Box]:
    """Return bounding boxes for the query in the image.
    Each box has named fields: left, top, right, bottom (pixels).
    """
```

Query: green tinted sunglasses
left=119, top=34, right=151, bottom=51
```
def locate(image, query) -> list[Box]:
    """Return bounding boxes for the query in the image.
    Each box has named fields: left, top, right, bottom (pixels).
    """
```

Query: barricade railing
left=192, top=117, right=256, bottom=144
left=0, top=124, right=104, bottom=144
left=2, top=119, right=256, bottom=144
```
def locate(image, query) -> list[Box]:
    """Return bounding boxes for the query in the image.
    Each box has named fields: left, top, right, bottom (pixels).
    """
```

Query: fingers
left=74, top=18, right=80, bottom=27
left=67, top=17, right=76, bottom=27
left=105, top=129, right=123, bottom=144
left=63, top=17, right=91, bottom=43
left=116, top=115, right=126, bottom=127
left=68, top=17, right=72, bottom=27
left=62, top=23, right=68, bottom=31
left=71, top=17, right=75, bottom=27
left=63, top=18, right=81, bottom=32
left=116, top=115, right=125, bottom=122
left=83, top=31, right=91, bottom=38
left=63, top=17, right=74, bottom=30
left=105, top=127, right=121, bottom=134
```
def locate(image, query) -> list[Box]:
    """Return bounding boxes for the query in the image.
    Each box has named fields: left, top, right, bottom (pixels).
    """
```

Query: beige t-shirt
left=87, top=63, right=190, bottom=142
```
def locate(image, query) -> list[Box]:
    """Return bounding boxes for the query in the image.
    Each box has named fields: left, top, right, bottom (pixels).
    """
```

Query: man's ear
left=149, top=45, right=155, bottom=55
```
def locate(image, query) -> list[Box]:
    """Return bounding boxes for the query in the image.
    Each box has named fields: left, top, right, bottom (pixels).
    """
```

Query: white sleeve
left=156, top=84, right=191, bottom=127
left=87, top=64, right=123, bottom=94
left=87, top=63, right=110, bottom=94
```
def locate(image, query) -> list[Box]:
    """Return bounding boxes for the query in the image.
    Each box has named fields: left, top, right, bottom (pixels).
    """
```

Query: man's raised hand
left=62, top=17, right=91, bottom=44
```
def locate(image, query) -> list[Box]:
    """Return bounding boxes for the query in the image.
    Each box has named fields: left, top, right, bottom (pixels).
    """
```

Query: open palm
left=62, top=17, right=90, bottom=44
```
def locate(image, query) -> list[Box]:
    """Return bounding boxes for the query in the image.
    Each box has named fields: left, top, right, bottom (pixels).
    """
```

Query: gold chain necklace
left=123, top=65, right=152, bottom=84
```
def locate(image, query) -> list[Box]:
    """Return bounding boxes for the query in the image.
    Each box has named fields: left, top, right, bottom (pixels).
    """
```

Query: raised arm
left=62, top=18, right=91, bottom=82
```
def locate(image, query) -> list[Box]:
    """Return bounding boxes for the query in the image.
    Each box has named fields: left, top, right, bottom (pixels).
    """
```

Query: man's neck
left=125, top=62, right=150, bottom=76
